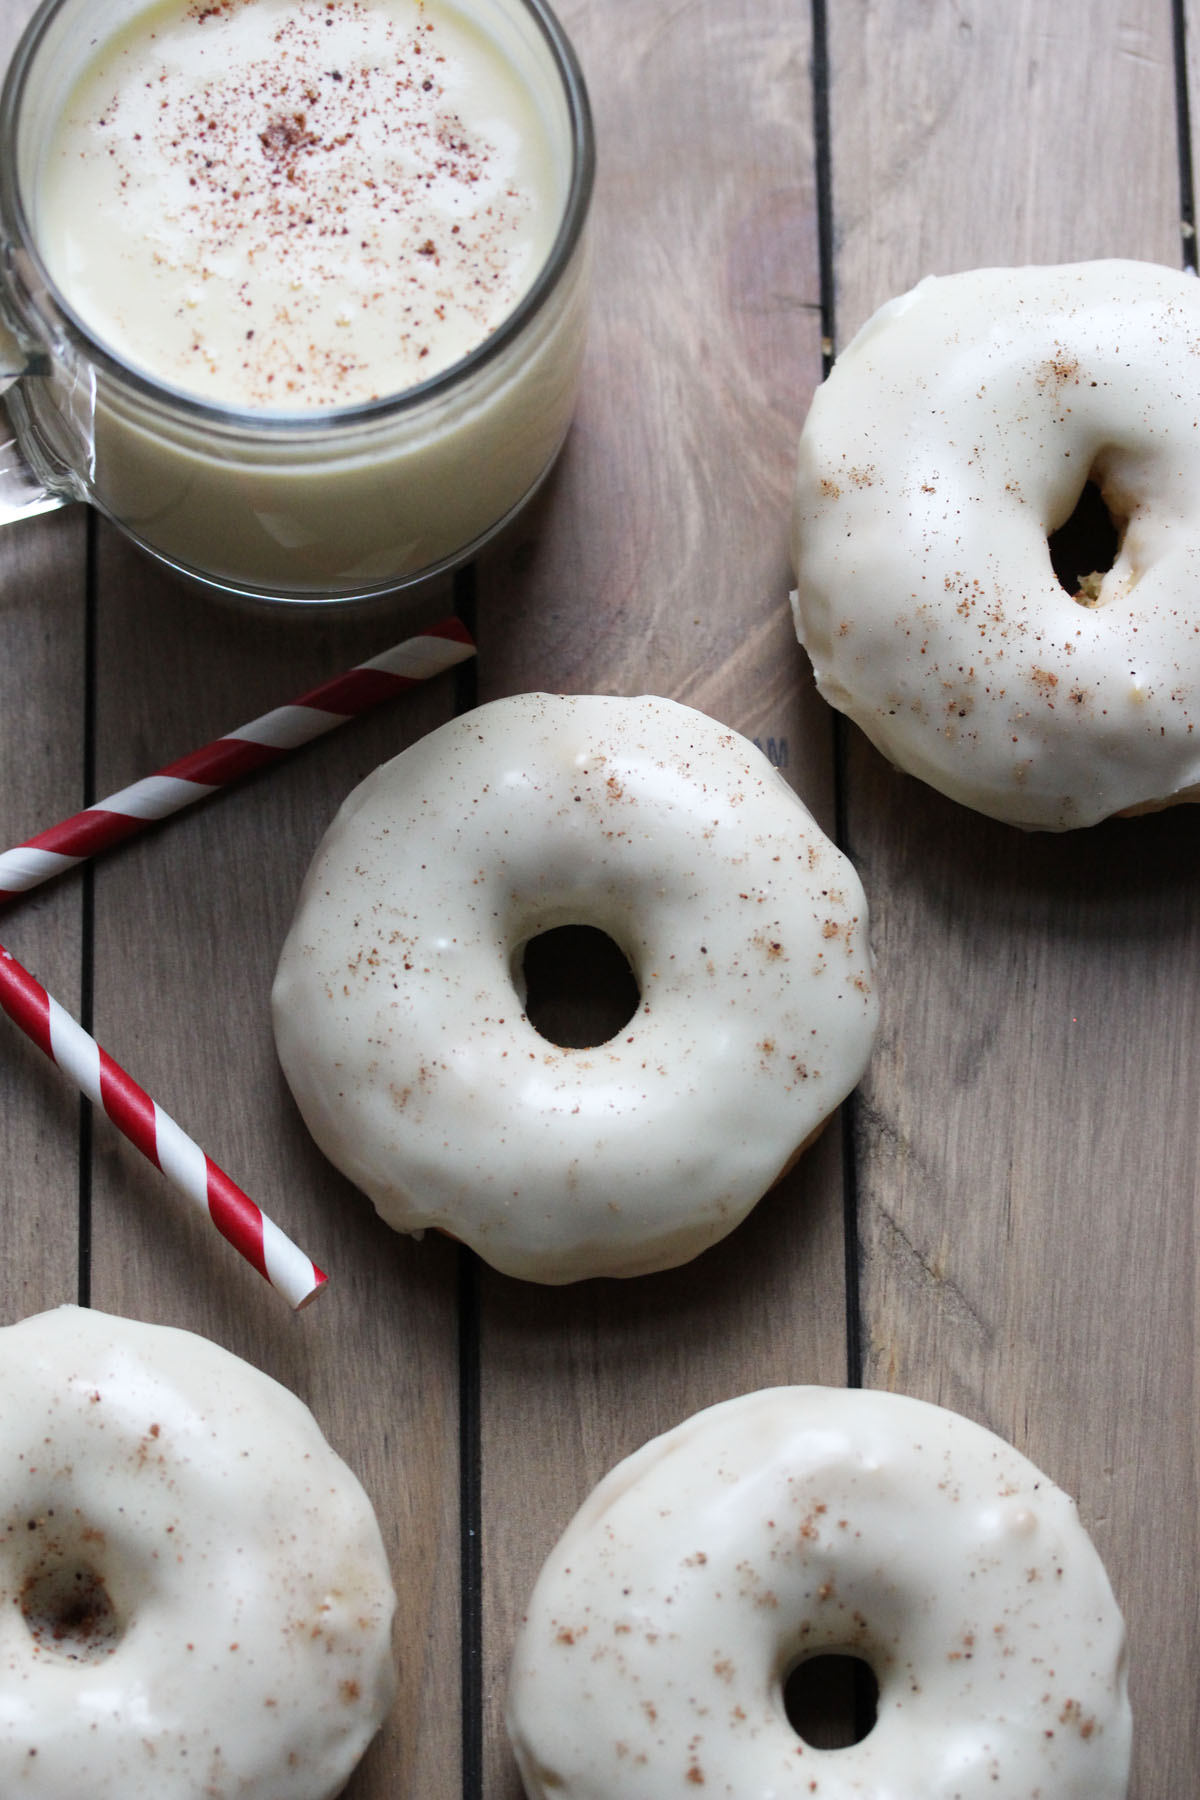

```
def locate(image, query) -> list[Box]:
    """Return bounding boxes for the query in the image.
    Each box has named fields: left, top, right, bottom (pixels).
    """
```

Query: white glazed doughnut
left=272, top=693, right=878, bottom=1283
left=0, top=1306, right=396, bottom=1799
left=507, top=1387, right=1131, bottom=1800
left=791, top=259, right=1200, bottom=829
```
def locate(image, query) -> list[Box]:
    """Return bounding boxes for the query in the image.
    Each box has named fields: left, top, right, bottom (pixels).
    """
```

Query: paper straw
left=0, top=616, right=475, bottom=900
left=0, top=943, right=326, bottom=1309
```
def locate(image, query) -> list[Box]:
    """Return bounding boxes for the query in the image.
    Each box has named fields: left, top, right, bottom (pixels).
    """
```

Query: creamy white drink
left=0, top=0, right=592, bottom=600
left=38, top=0, right=559, bottom=409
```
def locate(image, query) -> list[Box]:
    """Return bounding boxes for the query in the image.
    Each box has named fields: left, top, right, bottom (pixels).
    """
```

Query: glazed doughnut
left=0, top=1305, right=396, bottom=1799
left=791, top=259, right=1200, bottom=829
left=272, top=693, right=877, bottom=1284
left=507, top=1387, right=1131, bottom=1800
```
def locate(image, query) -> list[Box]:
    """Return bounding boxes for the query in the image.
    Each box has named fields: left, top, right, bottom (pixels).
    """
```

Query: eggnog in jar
left=0, top=0, right=592, bottom=601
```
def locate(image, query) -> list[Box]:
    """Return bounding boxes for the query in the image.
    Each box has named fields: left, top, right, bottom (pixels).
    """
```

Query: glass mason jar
left=0, top=0, right=594, bottom=606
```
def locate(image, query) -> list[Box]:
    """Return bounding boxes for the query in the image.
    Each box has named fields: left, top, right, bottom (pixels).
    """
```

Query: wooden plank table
left=1, top=0, right=1197, bottom=1794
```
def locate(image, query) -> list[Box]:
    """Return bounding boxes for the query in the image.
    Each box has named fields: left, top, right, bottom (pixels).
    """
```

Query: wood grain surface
left=827, top=4, right=1198, bottom=1794
left=0, top=1, right=1196, bottom=1797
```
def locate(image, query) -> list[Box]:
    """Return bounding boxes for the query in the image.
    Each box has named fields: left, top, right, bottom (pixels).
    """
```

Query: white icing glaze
left=507, top=1387, right=1131, bottom=1800
left=0, top=1306, right=395, bottom=1799
left=272, top=693, right=877, bottom=1283
left=791, top=259, right=1200, bottom=829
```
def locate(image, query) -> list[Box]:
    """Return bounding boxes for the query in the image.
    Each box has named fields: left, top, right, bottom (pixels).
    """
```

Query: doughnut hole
left=517, top=925, right=640, bottom=1048
left=783, top=1651, right=879, bottom=1749
left=20, top=1554, right=121, bottom=1663
left=1047, top=472, right=1123, bottom=604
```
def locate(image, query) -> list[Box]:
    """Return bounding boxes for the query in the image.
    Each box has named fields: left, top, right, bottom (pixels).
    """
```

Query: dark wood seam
left=77, top=508, right=98, bottom=1308
left=809, top=0, right=863, bottom=1392
left=1172, top=0, right=1198, bottom=269
left=453, top=565, right=484, bottom=1800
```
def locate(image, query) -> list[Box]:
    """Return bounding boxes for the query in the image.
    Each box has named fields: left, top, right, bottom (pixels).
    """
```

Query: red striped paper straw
left=0, top=943, right=326, bottom=1309
left=0, top=616, right=475, bottom=900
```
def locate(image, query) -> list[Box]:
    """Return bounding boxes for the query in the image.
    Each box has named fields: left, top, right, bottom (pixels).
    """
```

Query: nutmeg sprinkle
left=37, top=0, right=558, bottom=407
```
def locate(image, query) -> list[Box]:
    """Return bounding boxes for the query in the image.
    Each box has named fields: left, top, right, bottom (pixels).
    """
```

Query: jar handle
left=0, top=318, right=71, bottom=524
